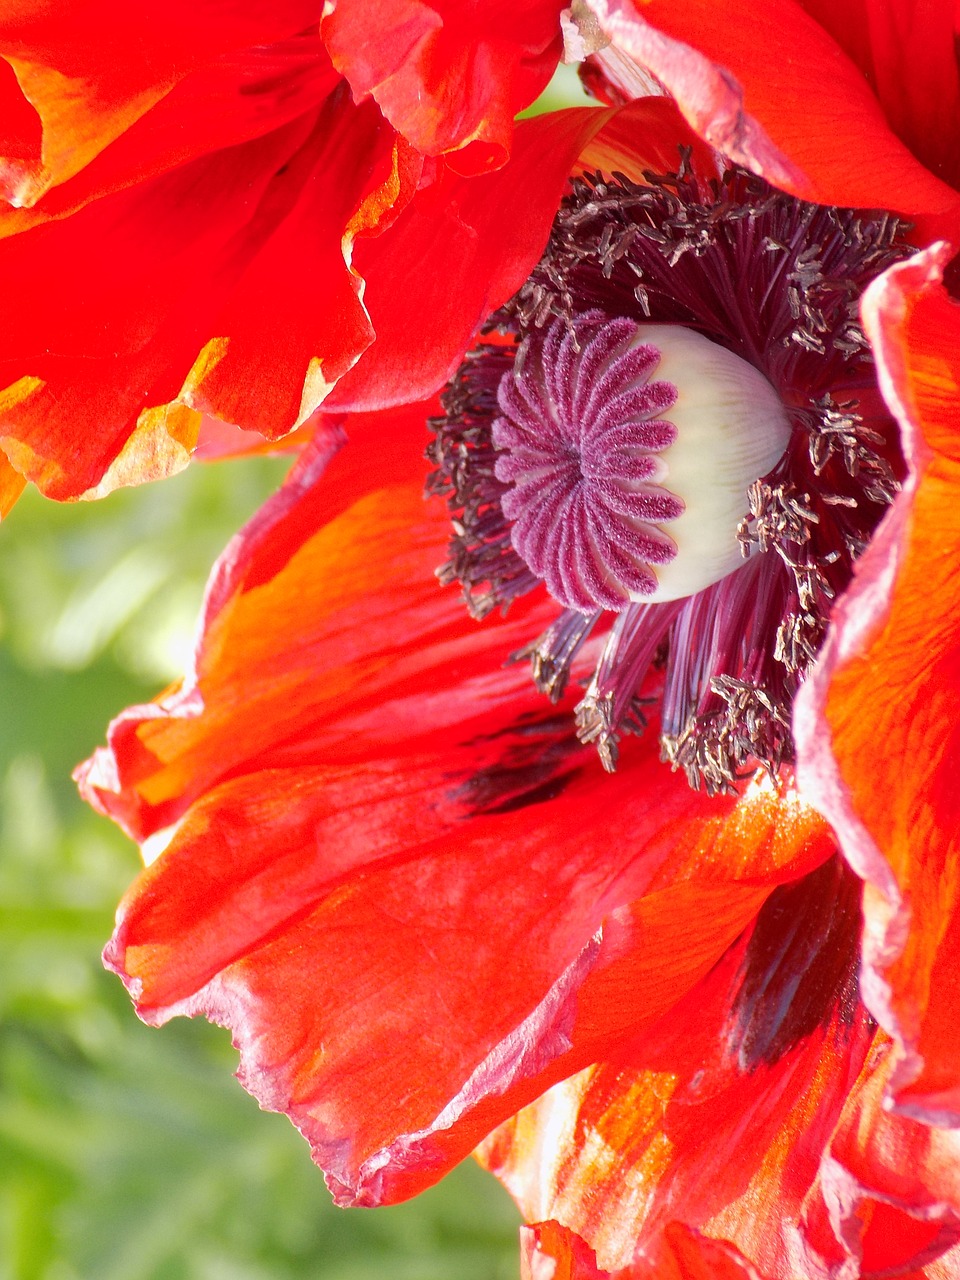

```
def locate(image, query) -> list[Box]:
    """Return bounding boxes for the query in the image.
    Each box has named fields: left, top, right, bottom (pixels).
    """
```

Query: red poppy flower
left=79, top=63, right=960, bottom=1272
left=0, top=0, right=566, bottom=505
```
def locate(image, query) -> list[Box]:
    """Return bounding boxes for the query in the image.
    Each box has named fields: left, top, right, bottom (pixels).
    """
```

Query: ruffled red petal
left=520, top=1220, right=763, bottom=1279
left=482, top=865, right=960, bottom=1278
left=327, top=97, right=708, bottom=412
left=1, top=92, right=697, bottom=497
left=322, top=0, right=565, bottom=172
left=0, top=0, right=325, bottom=205
left=797, top=244, right=960, bottom=1125
left=85, top=406, right=831, bottom=1206
left=507, top=1038, right=960, bottom=1278
left=0, top=87, right=416, bottom=498
left=0, top=6, right=594, bottom=497
left=0, top=31, right=337, bottom=234
left=478, top=856, right=879, bottom=1276
left=327, top=105, right=614, bottom=411
left=589, top=0, right=960, bottom=243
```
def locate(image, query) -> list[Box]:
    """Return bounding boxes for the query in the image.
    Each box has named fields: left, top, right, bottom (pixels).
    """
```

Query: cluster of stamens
left=428, top=159, right=912, bottom=793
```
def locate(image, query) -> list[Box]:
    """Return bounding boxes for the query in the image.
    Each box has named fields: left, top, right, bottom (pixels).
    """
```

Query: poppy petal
left=329, top=96, right=707, bottom=412
left=478, top=856, right=875, bottom=1276
left=0, top=0, right=325, bottom=205
left=321, top=0, right=565, bottom=172
left=796, top=243, right=960, bottom=1125
left=327, top=105, right=615, bottom=412
left=0, top=91, right=416, bottom=498
left=499, top=1035, right=960, bottom=1277
left=0, top=53, right=41, bottom=203
left=0, top=93, right=704, bottom=497
left=103, top=750, right=771, bottom=1207
left=86, top=411, right=828, bottom=1206
left=798, top=0, right=960, bottom=192
left=520, top=1220, right=764, bottom=1279
left=78, top=406, right=466, bottom=838
left=809, top=1039, right=960, bottom=1278
left=193, top=413, right=317, bottom=462
left=575, top=95, right=717, bottom=185
left=0, top=448, right=25, bottom=516
left=0, top=32, right=338, bottom=234
left=588, top=0, right=960, bottom=241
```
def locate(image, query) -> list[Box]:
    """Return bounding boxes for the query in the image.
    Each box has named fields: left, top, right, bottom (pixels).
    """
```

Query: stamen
left=512, top=608, right=602, bottom=702
left=575, top=601, right=681, bottom=770
left=659, top=557, right=794, bottom=792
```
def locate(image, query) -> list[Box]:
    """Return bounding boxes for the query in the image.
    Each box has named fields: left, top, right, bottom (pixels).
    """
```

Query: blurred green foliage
left=518, top=62, right=594, bottom=117
left=0, top=458, right=520, bottom=1280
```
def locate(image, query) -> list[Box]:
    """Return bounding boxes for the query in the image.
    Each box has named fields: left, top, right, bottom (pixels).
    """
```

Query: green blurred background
left=0, top=455, right=521, bottom=1280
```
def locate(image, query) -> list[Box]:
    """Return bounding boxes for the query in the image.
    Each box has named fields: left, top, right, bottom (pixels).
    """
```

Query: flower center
left=428, top=162, right=914, bottom=794
left=494, top=311, right=791, bottom=612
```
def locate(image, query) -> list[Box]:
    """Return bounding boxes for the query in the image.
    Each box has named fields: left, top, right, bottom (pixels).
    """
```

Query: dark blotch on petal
left=453, top=714, right=585, bottom=817
left=730, top=854, right=862, bottom=1070
left=480, top=772, right=582, bottom=815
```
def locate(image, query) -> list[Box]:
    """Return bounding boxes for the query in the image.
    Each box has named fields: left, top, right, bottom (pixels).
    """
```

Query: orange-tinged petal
left=86, top=402, right=834, bottom=1206
left=589, top=0, right=960, bottom=243
left=0, top=0, right=325, bottom=205
left=484, top=866, right=960, bottom=1275
left=0, top=54, right=41, bottom=203
left=657, top=1226, right=765, bottom=1280
left=0, top=87, right=417, bottom=498
left=796, top=244, right=960, bottom=1123
left=103, top=734, right=749, bottom=1207
left=522, top=1222, right=606, bottom=1280
left=499, top=1029, right=960, bottom=1277
left=0, top=448, right=25, bottom=517
left=79, top=408, right=460, bottom=836
left=322, top=0, right=565, bottom=172
left=0, top=115, right=314, bottom=497
left=520, top=1220, right=764, bottom=1279
left=77, top=400, right=202, bottom=499
left=805, top=1038, right=960, bottom=1276
left=479, top=856, right=873, bottom=1276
